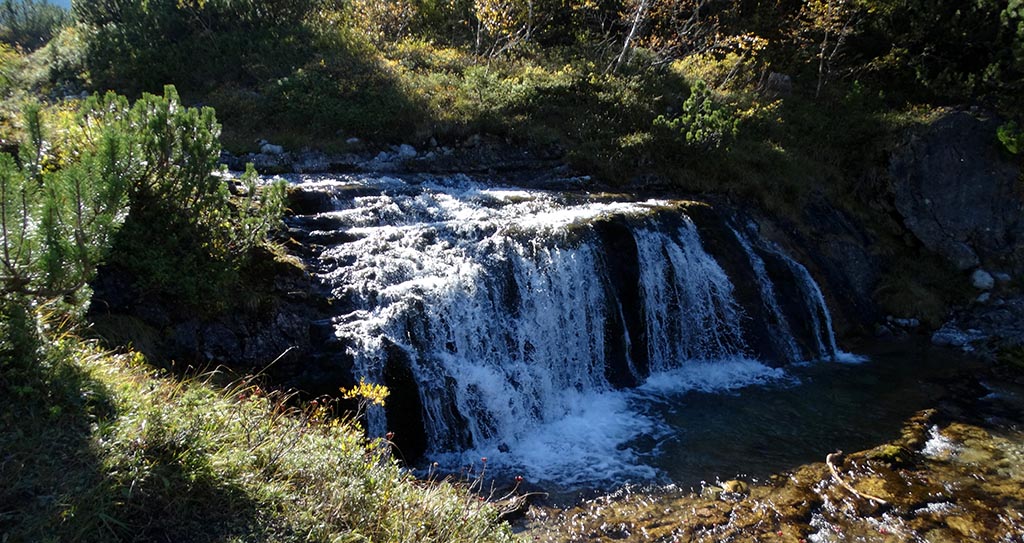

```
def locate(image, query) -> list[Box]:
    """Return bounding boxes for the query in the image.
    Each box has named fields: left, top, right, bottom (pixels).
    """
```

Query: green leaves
left=0, top=102, right=130, bottom=303
left=1, top=85, right=286, bottom=357
left=997, top=120, right=1023, bottom=154
left=653, top=79, right=739, bottom=152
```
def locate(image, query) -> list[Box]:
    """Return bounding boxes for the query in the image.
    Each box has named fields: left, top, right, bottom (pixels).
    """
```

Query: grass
left=0, top=335, right=518, bottom=543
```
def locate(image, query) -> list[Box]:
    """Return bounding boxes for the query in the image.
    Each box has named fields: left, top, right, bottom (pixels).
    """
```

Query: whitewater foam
left=637, top=357, right=791, bottom=397
left=430, top=358, right=793, bottom=487
left=287, top=173, right=855, bottom=487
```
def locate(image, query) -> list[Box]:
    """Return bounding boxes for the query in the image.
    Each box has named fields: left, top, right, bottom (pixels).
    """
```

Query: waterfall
left=287, top=174, right=845, bottom=479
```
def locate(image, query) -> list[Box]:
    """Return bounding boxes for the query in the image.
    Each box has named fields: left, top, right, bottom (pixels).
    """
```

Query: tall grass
left=0, top=338, right=518, bottom=543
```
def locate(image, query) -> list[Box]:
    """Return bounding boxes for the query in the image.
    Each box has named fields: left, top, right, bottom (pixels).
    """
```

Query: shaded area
left=0, top=353, right=266, bottom=541
left=643, top=341, right=983, bottom=490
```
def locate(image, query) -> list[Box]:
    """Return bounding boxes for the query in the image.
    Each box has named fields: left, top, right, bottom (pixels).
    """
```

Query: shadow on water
left=521, top=343, right=1024, bottom=543
left=640, top=340, right=984, bottom=490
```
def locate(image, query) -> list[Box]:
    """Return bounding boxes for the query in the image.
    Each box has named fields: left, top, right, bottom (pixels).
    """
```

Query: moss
left=867, top=444, right=913, bottom=467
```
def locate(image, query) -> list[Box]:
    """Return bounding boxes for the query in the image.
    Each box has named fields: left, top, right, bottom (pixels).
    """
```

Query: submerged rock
left=521, top=390, right=1024, bottom=543
left=719, top=480, right=749, bottom=495
left=931, top=325, right=984, bottom=351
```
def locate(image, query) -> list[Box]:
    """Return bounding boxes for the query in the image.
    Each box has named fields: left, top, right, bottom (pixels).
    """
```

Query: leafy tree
left=348, top=0, right=420, bottom=45
left=472, top=0, right=576, bottom=55
left=797, top=0, right=861, bottom=98
left=73, top=0, right=336, bottom=95
left=855, top=0, right=1022, bottom=108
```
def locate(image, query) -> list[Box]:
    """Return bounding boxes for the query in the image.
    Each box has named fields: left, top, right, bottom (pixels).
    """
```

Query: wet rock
left=291, top=149, right=332, bottom=173
left=887, top=315, right=920, bottom=329
left=754, top=196, right=881, bottom=337
left=935, top=295, right=1024, bottom=357
left=993, top=272, right=1013, bottom=284
left=945, top=513, right=988, bottom=540
left=931, top=325, right=982, bottom=350
left=763, top=72, right=793, bottom=97
left=971, top=269, right=995, bottom=290
left=720, top=480, right=750, bottom=495
left=699, top=486, right=723, bottom=500
left=866, top=444, right=913, bottom=467
left=396, top=143, right=417, bottom=158
left=889, top=110, right=1024, bottom=271
left=684, top=503, right=731, bottom=529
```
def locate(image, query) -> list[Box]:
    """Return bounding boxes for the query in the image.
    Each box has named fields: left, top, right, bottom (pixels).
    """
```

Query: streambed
left=517, top=358, right=1024, bottom=542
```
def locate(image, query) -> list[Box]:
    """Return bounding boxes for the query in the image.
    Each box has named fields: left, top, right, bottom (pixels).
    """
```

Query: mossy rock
left=867, top=444, right=914, bottom=467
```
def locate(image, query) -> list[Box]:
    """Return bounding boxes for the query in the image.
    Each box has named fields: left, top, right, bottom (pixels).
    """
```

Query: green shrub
left=652, top=79, right=739, bottom=152
left=73, top=0, right=332, bottom=96
left=86, top=86, right=286, bottom=307
left=0, top=102, right=130, bottom=360
left=997, top=120, right=1024, bottom=154
left=0, top=86, right=285, bottom=361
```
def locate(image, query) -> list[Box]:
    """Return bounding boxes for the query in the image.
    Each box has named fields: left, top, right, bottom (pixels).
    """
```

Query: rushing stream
left=284, top=173, right=870, bottom=488
left=282, top=173, right=1024, bottom=541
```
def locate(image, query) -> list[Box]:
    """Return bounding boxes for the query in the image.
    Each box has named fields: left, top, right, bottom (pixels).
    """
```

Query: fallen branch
left=495, top=492, right=548, bottom=523
left=825, top=450, right=889, bottom=505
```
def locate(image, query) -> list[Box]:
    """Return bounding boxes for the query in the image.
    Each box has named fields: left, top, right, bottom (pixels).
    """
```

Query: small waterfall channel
left=285, top=174, right=850, bottom=486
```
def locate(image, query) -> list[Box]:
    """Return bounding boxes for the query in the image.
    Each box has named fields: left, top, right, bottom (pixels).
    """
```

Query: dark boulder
left=889, top=111, right=1023, bottom=271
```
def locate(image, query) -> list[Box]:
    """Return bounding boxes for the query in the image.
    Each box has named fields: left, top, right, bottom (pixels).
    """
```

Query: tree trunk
left=612, top=0, right=650, bottom=72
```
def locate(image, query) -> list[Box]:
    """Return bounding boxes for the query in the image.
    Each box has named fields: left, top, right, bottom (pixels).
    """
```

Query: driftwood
left=495, top=492, right=548, bottom=523
left=825, top=450, right=889, bottom=506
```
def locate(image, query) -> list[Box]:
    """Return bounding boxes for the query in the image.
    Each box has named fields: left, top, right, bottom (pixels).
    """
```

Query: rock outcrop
left=87, top=248, right=355, bottom=396
left=220, top=135, right=568, bottom=184
left=889, top=110, right=1023, bottom=272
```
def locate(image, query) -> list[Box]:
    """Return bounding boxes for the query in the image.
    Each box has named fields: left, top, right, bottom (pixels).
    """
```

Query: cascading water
left=287, top=174, right=846, bottom=485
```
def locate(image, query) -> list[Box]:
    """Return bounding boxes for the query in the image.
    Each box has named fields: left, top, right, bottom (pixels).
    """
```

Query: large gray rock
left=890, top=111, right=1023, bottom=271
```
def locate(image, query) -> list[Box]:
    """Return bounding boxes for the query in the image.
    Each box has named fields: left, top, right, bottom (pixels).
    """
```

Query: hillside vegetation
left=1, top=1, right=1022, bottom=540
left=0, top=0, right=1019, bottom=215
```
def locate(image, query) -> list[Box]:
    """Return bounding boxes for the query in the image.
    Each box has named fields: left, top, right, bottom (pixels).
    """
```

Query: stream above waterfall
left=281, top=173, right=985, bottom=499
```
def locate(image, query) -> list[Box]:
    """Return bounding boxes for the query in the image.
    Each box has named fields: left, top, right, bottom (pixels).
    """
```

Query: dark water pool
left=632, top=340, right=980, bottom=491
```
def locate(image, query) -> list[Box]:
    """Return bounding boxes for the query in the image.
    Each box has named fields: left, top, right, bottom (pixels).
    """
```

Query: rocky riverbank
left=519, top=369, right=1024, bottom=542
left=219, top=134, right=576, bottom=189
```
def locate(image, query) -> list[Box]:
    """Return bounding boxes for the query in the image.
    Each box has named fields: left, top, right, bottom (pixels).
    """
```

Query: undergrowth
left=0, top=337, right=517, bottom=543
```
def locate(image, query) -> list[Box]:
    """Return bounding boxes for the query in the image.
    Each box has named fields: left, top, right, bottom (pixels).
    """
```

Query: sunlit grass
left=0, top=337, right=518, bottom=542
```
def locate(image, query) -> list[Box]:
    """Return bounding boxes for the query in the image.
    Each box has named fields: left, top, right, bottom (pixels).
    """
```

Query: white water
left=290, top=174, right=846, bottom=485
left=730, top=224, right=803, bottom=361
left=634, top=223, right=747, bottom=368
